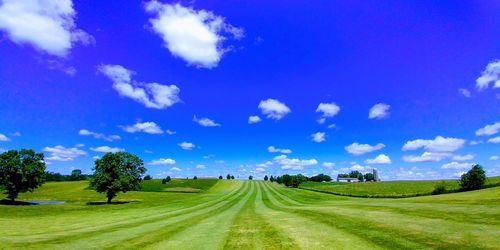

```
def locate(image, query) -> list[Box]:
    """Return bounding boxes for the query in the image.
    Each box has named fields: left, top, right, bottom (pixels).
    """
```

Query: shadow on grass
left=86, top=201, right=139, bottom=205
left=0, top=199, right=36, bottom=206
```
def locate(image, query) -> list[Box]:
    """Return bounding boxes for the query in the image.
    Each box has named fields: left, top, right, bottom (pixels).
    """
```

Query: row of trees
left=44, top=169, right=90, bottom=182
left=337, top=171, right=375, bottom=182
left=219, top=174, right=235, bottom=180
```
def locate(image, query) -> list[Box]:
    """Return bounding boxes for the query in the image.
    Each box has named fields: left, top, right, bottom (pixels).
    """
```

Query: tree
left=364, top=173, right=375, bottom=182
left=70, top=169, right=83, bottom=181
left=264, top=175, right=269, bottom=181
left=231, top=175, right=235, bottom=179
left=90, top=152, right=146, bottom=203
left=162, top=176, right=171, bottom=184
left=219, top=175, right=223, bottom=179
left=270, top=175, right=274, bottom=182
left=143, top=175, right=152, bottom=180
left=310, top=174, right=332, bottom=182
left=193, top=176, right=198, bottom=180
left=349, top=171, right=364, bottom=182
left=249, top=175, right=253, bottom=180
left=459, top=164, right=486, bottom=191
left=0, top=149, right=46, bottom=201
left=226, top=174, right=231, bottom=180
left=276, top=176, right=283, bottom=184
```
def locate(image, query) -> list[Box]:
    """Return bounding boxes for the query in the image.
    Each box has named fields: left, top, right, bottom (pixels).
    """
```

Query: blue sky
left=0, top=0, right=499, bottom=180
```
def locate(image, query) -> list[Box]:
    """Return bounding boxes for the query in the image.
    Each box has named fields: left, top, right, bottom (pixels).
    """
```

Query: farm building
left=336, top=177, right=359, bottom=182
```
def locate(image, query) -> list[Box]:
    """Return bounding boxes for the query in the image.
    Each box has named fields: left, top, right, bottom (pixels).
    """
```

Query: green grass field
left=300, top=176, right=500, bottom=198
left=0, top=179, right=499, bottom=249
left=140, top=178, right=219, bottom=193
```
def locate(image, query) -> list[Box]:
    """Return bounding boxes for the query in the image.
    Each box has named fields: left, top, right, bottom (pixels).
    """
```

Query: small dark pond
left=24, top=200, right=66, bottom=205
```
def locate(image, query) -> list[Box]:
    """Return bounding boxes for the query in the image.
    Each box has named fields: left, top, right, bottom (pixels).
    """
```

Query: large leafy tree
left=90, top=152, right=146, bottom=203
left=459, top=164, right=486, bottom=191
left=0, top=149, right=46, bottom=201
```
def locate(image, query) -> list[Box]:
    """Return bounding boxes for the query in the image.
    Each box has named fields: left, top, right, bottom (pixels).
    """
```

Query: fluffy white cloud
left=170, top=167, right=182, bottom=172
left=0, top=0, right=93, bottom=57
left=196, top=164, right=206, bottom=169
left=402, top=136, right=465, bottom=152
left=267, top=146, right=292, bottom=154
left=165, top=129, right=176, bottom=135
left=193, top=115, right=220, bottom=127
left=144, top=1, right=243, bottom=68
left=78, top=129, right=120, bottom=142
left=43, top=145, right=86, bottom=161
left=322, top=162, right=335, bottom=168
left=441, top=162, right=474, bottom=170
left=402, top=152, right=451, bottom=162
left=0, top=134, right=9, bottom=141
left=345, top=142, right=385, bottom=155
left=255, top=167, right=265, bottom=172
left=475, top=121, right=500, bottom=136
left=99, top=64, right=180, bottom=109
left=327, top=124, right=336, bottom=129
left=121, top=121, right=164, bottom=134
left=258, top=99, right=291, bottom=120
left=148, top=158, right=176, bottom=165
left=273, top=155, right=318, bottom=170
left=178, top=141, right=195, bottom=150
left=476, top=60, right=500, bottom=90
left=458, top=88, right=471, bottom=98
left=248, top=115, right=261, bottom=124
left=311, top=132, right=326, bottom=143
left=369, top=103, right=390, bottom=119
left=488, top=136, right=500, bottom=144
left=490, top=155, right=499, bottom=161
left=316, top=103, right=340, bottom=118
left=90, top=146, right=124, bottom=153
left=451, top=154, right=474, bottom=161
left=469, top=140, right=483, bottom=145
left=365, top=154, right=392, bottom=164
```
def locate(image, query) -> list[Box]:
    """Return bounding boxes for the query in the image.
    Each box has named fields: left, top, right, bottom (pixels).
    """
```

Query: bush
left=459, top=164, right=486, bottom=191
left=432, top=181, right=447, bottom=195
left=219, top=175, right=223, bottom=179
left=193, top=176, right=198, bottom=180
left=248, top=175, right=253, bottom=180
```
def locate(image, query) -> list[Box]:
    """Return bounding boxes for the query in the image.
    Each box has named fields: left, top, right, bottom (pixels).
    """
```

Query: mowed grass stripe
left=256, top=181, right=379, bottom=250
left=223, top=181, right=296, bottom=250
left=124, top=181, right=256, bottom=249
left=98, top=181, right=253, bottom=249
left=4, top=181, right=249, bottom=248
left=264, top=183, right=499, bottom=249
left=1, top=181, right=242, bottom=239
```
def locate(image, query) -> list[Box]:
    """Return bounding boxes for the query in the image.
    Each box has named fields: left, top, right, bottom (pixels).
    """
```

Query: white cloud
left=469, top=140, right=483, bottom=145
left=248, top=115, right=261, bottom=124
left=369, top=103, right=390, bottom=119
left=476, top=60, right=500, bottom=90
left=441, top=162, right=474, bottom=170
left=121, top=121, right=164, bottom=134
left=144, top=1, right=243, bottom=68
left=178, top=141, right=195, bottom=150
left=365, top=154, right=392, bottom=164
left=273, top=155, right=318, bottom=170
left=148, top=158, right=176, bottom=165
left=475, top=121, right=500, bottom=136
left=255, top=167, right=265, bottom=172
left=215, top=160, right=225, bottom=164
left=345, top=142, right=385, bottom=155
left=43, top=145, right=86, bottom=161
left=267, top=146, right=292, bottom=154
left=0, top=0, right=93, bottom=57
left=0, top=134, right=10, bottom=141
left=402, top=152, right=451, bottom=162
left=165, top=129, right=176, bottom=135
left=10, top=132, right=21, bottom=137
left=196, top=164, right=205, bottom=169
left=316, top=103, right=340, bottom=118
left=402, top=136, right=465, bottom=152
left=451, top=154, right=474, bottom=161
left=90, top=146, right=124, bottom=153
left=258, top=99, right=291, bottom=120
left=78, top=129, right=120, bottom=141
left=99, top=64, right=180, bottom=109
left=488, top=136, right=500, bottom=144
left=327, top=124, right=337, bottom=129
left=193, top=115, right=220, bottom=127
left=458, top=88, right=471, bottom=98
left=317, top=118, right=326, bottom=124
left=311, top=132, right=326, bottom=143
left=170, top=167, right=182, bottom=172
left=322, top=162, right=335, bottom=168
left=490, top=155, right=499, bottom=161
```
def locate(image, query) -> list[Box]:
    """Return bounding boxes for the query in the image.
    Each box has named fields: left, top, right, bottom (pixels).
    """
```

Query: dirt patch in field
left=162, top=187, right=201, bottom=193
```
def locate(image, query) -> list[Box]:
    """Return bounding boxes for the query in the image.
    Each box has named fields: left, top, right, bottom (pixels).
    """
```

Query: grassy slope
left=300, top=176, right=500, bottom=198
left=0, top=180, right=498, bottom=249
left=140, top=178, right=218, bottom=193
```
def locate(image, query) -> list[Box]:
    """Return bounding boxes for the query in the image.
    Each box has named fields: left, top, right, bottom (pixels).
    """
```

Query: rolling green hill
left=300, top=176, right=500, bottom=198
left=0, top=180, right=498, bottom=249
left=140, top=178, right=219, bottom=193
